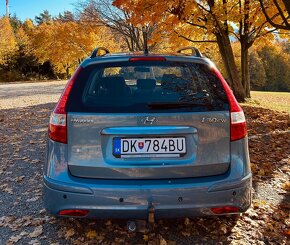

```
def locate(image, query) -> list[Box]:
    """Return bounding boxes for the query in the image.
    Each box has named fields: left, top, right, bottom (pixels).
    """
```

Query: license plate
left=113, top=137, right=186, bottom=158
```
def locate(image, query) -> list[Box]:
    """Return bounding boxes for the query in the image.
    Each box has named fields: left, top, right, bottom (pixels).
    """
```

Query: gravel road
left=0, top=81, right=67, bottom=110
left=0, top=81, right=289, bottom=245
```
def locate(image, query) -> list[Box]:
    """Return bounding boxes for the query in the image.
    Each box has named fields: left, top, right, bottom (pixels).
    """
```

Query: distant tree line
left=0, top=10, right=120, bottom=82
left=249, top=42, right=290, bottom=92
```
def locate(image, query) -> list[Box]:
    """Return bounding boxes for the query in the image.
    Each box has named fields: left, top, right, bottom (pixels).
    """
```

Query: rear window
left=67, top=61, right=229, bottom=113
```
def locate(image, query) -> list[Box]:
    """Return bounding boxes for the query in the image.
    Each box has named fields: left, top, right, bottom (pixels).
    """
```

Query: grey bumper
left=43, top=173, right=252, bottom=219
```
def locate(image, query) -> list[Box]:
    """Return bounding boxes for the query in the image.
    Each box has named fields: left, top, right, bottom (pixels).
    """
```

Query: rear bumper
left=43, top=173, right=252, bottom=219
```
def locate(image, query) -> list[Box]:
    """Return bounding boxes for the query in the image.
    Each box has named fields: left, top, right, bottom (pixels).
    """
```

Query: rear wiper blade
left=147, top=102, right=213, bottom=109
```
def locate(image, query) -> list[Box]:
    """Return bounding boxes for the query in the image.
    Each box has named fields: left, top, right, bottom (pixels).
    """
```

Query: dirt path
left=0, top=81, right=67, bottom=109
left=0, top=82, right=289, bottom=244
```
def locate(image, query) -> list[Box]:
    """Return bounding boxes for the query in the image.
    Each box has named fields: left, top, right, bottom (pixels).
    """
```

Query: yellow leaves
left=86, top=230, right=104, bottom=240
left=86, top=230, right=97, bottom=238
left=258, top=168, right=265, bottom=176
left=0, top=17, right=18, bottom=65
left=64, top=228, right=75, bottom=239
left=252, top=199, right=267, bottom=209
left=160, top=236, right=167, bottom=245
left=143, top=234, right=149, bottom=241
left=282, top=181, right=290, bottom=191
left=23, top=19, right=34, bottom=32
left=30, top=20, right=118, bottom=76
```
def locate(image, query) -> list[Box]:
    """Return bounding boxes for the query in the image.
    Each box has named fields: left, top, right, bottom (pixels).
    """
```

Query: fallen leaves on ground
left=29, top=226, right=43, bottom=238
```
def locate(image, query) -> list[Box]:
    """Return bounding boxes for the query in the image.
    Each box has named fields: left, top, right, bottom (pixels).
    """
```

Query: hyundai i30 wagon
left=43, top=47, right=252, bottom=219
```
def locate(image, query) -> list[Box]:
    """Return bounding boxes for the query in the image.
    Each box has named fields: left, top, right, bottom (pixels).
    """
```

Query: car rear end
left=43, top=54, right=251, bottom=219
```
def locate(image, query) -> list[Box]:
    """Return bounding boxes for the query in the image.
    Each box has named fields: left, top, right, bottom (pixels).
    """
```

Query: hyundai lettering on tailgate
left=113, top=137, right=186, bottom=158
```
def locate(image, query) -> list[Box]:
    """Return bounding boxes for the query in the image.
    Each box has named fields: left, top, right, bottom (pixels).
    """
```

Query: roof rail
left=90, top=47, right=110, bottom=58
left=177, top=47, right=202, bottom=57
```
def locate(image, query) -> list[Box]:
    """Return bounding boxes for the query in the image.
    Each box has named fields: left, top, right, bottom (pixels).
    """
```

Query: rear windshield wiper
left=147, top=102, right=213, bottom=109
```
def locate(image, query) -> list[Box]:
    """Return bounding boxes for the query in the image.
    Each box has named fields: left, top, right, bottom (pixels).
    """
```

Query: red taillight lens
left=58, top=209, right=89, bottom=217
left=48, top=66, right=82, bottom=144
left=48, top=113, right=67, bottom=143
left=211, top=206, right=240, bottom=214
left=129, top=57, right=166, bottom=62
left=230, top=112, right=247, bottom=141
left=213, top=67, right=247, bottom=141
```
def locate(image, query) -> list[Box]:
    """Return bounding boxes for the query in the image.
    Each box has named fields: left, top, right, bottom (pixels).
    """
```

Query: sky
left=0, top=0, right=76, bottom=21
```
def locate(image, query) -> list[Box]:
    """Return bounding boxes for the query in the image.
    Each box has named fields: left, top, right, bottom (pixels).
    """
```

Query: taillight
left=49, top=113, right=67, bottom=143
left=129, top=57, right=166, bottom=62
left=48, top=66, right=82, bottom=144
left=213, top=67, right=247, bottom=141
left=211, top=206, right=240, bottom=214
left=58, top=209, right=89, bottom=217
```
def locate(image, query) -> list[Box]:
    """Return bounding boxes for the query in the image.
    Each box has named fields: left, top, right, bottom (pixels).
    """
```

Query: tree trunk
left=66, top=66, right=70, bottom=78
left=241, top=41, right=251, bottom=98
left=240, top=0, right=251, bottom=98
left=215, top=32, right=246, bottom=101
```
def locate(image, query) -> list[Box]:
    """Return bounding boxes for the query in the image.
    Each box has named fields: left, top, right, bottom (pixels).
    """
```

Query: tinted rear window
left=67, top=61, right=229, bottom=113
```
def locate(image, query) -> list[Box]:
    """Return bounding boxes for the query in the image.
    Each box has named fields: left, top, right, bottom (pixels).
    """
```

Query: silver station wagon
left=44, top=47, right=252, bottom=220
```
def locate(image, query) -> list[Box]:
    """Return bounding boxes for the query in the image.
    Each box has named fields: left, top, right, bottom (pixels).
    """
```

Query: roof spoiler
left=90, top=47, right=110, bottom=58
left=176, top=47, right=202, bottom=57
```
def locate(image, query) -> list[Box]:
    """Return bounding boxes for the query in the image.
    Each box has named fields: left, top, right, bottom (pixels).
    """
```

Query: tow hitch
left=126, top=203, right=155, bottom=232
left=148, top=203, right=155, bottom=224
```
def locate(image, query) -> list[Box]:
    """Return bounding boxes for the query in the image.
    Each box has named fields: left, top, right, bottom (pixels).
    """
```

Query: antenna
left=143, top=28, right=149, bottom=55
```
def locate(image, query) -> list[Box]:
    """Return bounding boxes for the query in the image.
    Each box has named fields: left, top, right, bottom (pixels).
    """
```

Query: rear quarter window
left=66, top=61, right=229, bottom=113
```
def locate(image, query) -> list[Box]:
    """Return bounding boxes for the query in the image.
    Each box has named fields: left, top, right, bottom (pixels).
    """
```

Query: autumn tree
left=0, top=17, right=18, bottom=66
left=78, top=0, right=157, bottom=51
left=13, top=21, right=40, bottom=77
left=113, top=0, right=285, bottom=100
left=257, top=42, right=290, bottom=91
left=231, top=0, right=279, bottom=96
left=113, top=0, right=243, bottom=99
left=249, top=50, right=266, bottom=90
left=30, top=17, right=118, bottom=77
left=259, top=0, right=290, bottom=30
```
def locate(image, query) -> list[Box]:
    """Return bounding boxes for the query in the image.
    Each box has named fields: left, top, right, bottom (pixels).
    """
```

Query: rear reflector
left=58, top=209, right=89, bottom=217
left=48, top=66, right=82, bottom=144
left=129, top=57, right=166, bottom=62
left=213, top=67, right=247, bottom=141
left=211, top=206, right=240, bottom=214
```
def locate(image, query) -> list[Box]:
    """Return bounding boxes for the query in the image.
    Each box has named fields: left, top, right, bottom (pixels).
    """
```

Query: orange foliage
left=30, top=20, right=118, bottom=75
left=0, top=17, right=18, bottom=65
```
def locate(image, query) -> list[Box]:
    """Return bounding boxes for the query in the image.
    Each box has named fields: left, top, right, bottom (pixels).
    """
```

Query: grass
left=242, top=91, right=290, bottom=114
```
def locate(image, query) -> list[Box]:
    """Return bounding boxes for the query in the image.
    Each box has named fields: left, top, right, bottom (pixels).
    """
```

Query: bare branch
left=174, top=30, right=216, bottom=43
left=258, top=0, right=290, bottom=30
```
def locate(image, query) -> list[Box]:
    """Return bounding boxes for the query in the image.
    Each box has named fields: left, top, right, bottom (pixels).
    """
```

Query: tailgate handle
left=101, top=126, right=197, bottom=135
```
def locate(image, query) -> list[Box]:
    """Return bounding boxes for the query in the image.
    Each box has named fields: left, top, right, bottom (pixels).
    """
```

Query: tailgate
left=67, top=112, right=230, bottom=179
